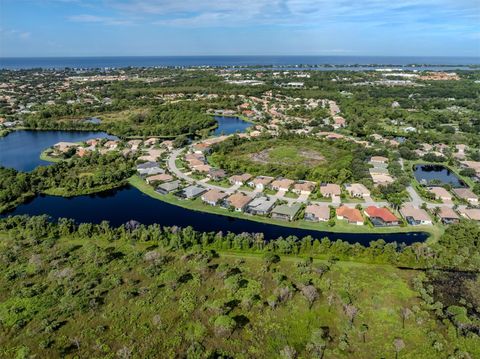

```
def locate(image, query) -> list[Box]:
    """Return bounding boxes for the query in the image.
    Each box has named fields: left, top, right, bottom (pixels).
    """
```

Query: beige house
left=345, top=183, right=371, bottom=198
left=428, top=187, right=452, bottom=202
left=452, top=188, right=479, bottom=205
left=293, top=181, right=316, bottom=195
left=320, top=183, right=341, bottom=198
left=270, top=178, right=295, bottom=191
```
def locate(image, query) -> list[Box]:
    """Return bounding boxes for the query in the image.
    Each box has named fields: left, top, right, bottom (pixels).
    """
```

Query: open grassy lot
left=1, top=231, right=476, bottom=358
left=209, top=137, right=359, bottom=182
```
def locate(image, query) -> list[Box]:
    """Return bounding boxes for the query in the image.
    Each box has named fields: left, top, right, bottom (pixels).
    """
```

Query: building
left=248, top=176, right=274, bottom=191
left=293, top=181, right=316, bottom=195
left=246, top=197, right=277, bottom=215
left=345, top=183, right=371, bottom=198
left=271, top=203, right=302, bottom=221
left=304, top=205, right=330, bottom=222
left=336, top=206, right=364, bottom=225
left=399, top=204, right=432, bottom=226
left=436, top=206, right=460, bottom=224
left=458, top=208, right=480, bottom=222
left=427, top=187, right=452, bottom=202
left=177, top=185, right=207, bottom=199
left=364, top=206, right=399, bottom=227
left=370, top=156, right=388, bottom=164
left=208, top=169, right=227, bottom=181
left=156, top=181, right=180, bottom=195
left=452, top=188, right=479, bottom=205
left=54, top=141, right=79, bottom=153
left=192, top=143, right=211, bottom=154
left=201, top=189, right=228, bottom=206
left=146, top=173, right=173, bottom=184
left=320, top=183, right=341, bottom=198
left=270, top=178, right=295, bottom=192
left=229, top=173, right=252, bottom=186
left=192, top=164, right=212, bottom=173
left=224, top=192, right=253, bottom=212
left=137, top=162, right=164, bottom=177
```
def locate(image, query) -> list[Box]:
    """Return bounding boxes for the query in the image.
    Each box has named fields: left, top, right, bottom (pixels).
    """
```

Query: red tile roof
left=364, top=206, right=398, bottom=222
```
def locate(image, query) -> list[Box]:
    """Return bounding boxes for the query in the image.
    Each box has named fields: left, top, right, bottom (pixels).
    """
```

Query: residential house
left=458, top=208, right=480, bottom=222
left=208, top=169, right=227, bottom=181
left=192, top=164, right=212, bottom=173
left=54, top=142, right=79, bottom=153
left=399, top=204, right=432, bottom=226
left=370, top=156, right=388, bottom=164
left=201, top=189, right=228, bottom=206
left=137, top=162, right=164, bottom=176
left=336, top=206, right=364, bottom=225
left=156, top=181, right=180, bottom=195
left=293, top=181, right=316, bottom=195
left=270, top=178, right=295, bottom=192
left=345, top=183, right=371, bottom=198
left=437, top=206, right=460, bottom=224
left=246, top=197, right=277, bottom=215
left=428, top=187, right=452, bottom=202
left=304, top=204, right=330, bottom=222
left=271, top=203, right=302, bottom=221
left=229, top=173, right=252, bottom=186
left=364, top=206, right=399, bottom=227
left=192, top=143, right=211, bottom=154
left=224, top=192, right=253, bottom=212
left=146, top=173, right=173, bottom=184
left=320, top=183, right=341, bottom=198
left=332, top=116, right=346, bottom=129
left=460, top=161, right=480, bottom=181
left=452, top=188, right=479, bottom=205
left=177, top=185, right=207, bottom=199
left=248, top=176, right=274, bottom=191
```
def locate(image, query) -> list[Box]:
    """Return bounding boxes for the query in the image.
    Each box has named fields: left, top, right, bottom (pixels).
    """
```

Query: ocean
left=1, top=56, right=479, bottom=70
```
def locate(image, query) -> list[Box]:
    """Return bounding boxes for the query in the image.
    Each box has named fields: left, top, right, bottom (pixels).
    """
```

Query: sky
left=1, top=0, right=479, bottom=57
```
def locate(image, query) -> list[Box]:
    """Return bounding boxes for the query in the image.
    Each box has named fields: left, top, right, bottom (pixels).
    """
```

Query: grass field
left=1, top=232, right=476, bottom=358
left=209, top=138, right=355, bottom=182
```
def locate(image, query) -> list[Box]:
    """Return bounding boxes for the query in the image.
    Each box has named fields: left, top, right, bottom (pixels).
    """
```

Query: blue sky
left=1, top=0, right=479, bottom=57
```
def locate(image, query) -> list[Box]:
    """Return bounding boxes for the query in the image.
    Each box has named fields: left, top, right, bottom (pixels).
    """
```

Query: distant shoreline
left=1, top=55, right=479, bottom=70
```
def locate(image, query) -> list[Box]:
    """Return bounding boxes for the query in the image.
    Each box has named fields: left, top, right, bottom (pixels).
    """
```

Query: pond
left=2, top=185, right=428, bottom=245
left=413, top=164, right=466, bottom=188
left=0, top=130, right=116, bottom=171
left=213, top=116, right=252, bottom=136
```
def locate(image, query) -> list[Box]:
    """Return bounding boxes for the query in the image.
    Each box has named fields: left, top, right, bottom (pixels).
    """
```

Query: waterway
left=3, top=185, right=428, bottom=245
left=413, top=164, right=466, bottom=188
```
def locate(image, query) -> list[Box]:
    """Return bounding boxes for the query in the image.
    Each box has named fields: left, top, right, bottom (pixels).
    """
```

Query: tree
left=301, top=285, right=319, bottom=309
left=213, top=315, right=236, bottom=337
left=393, top=338, right=405, bottom=359
left=400, top=307, right=412, bottom=329
left=360, top=323, right=369, bottom=343
left=344, top=304, right=358, bottom=327
left=306, top=328, right=327, bottom=359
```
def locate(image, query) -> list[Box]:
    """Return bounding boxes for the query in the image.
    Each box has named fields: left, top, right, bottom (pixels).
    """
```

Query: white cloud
left=68, top=14, right=132, bottom=25
left=0, top=28, right=31, bottom=40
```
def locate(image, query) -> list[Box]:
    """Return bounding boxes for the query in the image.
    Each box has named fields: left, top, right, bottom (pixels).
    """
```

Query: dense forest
left=0, top=216, right=478, bottom=358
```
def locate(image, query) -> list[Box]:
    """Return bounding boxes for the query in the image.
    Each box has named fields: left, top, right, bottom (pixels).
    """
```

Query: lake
left=0, top=129, right=428, bottom=244
left=0, top=130, right=116, bottom=171
left=413, top=164, right=466, bottom=188
left=213, top=116, right=252, bottom=136
left=2, top=185, right=428, bottom=245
